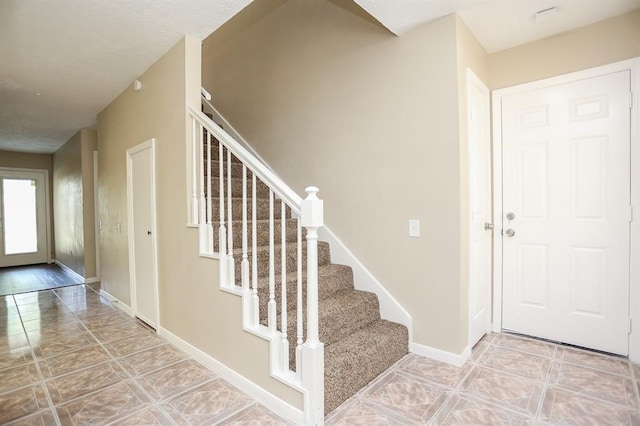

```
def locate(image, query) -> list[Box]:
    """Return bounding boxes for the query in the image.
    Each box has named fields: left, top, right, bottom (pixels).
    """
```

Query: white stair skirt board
left=158, top=327, right=304, bottom=425
left=409, top=342, right=471, bottom=368
left=99, top=289, right=133, bottom=316
left=54, top=260, right=85, bottom=283
left=317, top=227, right=412, bottom=335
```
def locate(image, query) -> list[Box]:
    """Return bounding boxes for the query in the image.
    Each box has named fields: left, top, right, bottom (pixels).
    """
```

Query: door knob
left=505, top=229, right=515, bottom=237
left=147, top=230, right=152, bottom=235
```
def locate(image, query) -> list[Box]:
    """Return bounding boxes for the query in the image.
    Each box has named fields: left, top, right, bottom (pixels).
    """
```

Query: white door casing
left=127, top=139, right=159, bottom=329
left=0, top=168, right=51, bottom=268
left=496, top=69, right=632, bottom=355
left=467, top=69, right=493, bottom=348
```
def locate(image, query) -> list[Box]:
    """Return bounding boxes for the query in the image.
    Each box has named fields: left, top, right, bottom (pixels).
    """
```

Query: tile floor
left=0, top=285, right=289, bottom=425
left=327, top=333, right=640, bottom=425
left=3, top=284, right=640, bottom=425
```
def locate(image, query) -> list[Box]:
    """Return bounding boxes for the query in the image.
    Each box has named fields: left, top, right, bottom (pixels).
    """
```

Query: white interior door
left=127, top=140, right=158, bottom=328
left=0, top=169, right=49, bottom=268
left=501, top=71, right=631, bottom=355
left=468, top=69, right=492, bottom=348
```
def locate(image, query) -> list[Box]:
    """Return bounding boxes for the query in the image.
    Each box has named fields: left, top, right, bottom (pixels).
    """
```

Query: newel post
left=301, top=186, right=324, bottom=425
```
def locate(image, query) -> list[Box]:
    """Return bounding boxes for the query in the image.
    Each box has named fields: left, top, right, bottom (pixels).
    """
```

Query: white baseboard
left=84, top=276, right=99, bottom=284
left=54, top=260, right=85, bottom=283
left=158, top=326, right=303, bottom=425
left=317, top=227, right=413, bottom=337
left=99, top=289, right=133, bottom=316
left=409, top=342, right=471, bottom=368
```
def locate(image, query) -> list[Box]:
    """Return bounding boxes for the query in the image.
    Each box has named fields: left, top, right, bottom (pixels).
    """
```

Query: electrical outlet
left=409, top=220, right=420, bottom=237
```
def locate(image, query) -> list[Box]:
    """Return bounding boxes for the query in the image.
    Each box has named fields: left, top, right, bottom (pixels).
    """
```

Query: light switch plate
left=409, top=219, right=420, bottom=237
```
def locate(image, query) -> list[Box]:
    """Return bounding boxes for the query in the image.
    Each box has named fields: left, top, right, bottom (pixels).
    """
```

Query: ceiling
left=1, top=0, right=639, bottom=155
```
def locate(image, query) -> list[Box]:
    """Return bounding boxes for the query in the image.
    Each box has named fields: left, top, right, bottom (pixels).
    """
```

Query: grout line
left=13, top=291, right=63, bottom=426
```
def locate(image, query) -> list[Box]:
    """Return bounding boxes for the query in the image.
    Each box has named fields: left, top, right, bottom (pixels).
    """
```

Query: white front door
left=0, top=169, right=49, bottom=267
left=467, top=69, right=492, bottom=348
left=127, top=140, right=158, bottom=328
left=500, top=70, right=631, bottom=355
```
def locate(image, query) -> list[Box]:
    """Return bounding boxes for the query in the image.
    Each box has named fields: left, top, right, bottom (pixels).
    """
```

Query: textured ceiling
left=1, top=0, right=639, bottom=154
left=0, top=0, right=252, bottom=154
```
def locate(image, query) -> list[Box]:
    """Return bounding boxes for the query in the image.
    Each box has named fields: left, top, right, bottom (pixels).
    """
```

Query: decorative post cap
left=302, top=187, right=324, bottom=227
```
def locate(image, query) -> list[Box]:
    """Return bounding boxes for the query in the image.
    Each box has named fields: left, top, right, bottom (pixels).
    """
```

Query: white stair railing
left=188, top=102, right=324, bottom=425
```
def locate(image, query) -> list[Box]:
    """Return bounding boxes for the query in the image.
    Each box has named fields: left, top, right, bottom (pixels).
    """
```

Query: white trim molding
left=158, top=326, right=304, bottom=425
left=409, top=342, right=471, bottom=368
left=54, top=260, right=84, bottom=283
left=99, top=289, right=133, bottom=316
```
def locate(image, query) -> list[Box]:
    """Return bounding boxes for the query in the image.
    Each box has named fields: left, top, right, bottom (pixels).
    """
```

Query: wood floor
left=0, top=264, right=83, bottom=296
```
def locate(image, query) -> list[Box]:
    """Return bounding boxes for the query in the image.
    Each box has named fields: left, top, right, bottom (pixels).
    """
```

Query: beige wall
left=52, top=128, right=97, bottom=278
left=203, top=0, right=469, bottom=354
left=0, top=150, right=55, bottom=259
left=488, top=9, right=640, bottom=89
left=97, top=36, right=302, bottom=410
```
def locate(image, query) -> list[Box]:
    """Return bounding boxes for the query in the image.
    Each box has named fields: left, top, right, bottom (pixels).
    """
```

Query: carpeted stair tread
left=212, top=197, right=292, bottom=221
left=324, top=319, right=408, bottom=414
left=232, top=241, right=331, bottom=279
left=207, top=176, right=271, bottom=199
left=213, top=218, right=302, bottom=250
left=254, top=263, right=354, bottom=316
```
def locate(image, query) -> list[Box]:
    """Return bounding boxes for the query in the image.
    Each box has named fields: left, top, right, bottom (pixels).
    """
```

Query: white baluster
left=227, top=150, right=235, bottom=287
left=198, top=124, right=207, bottom=254
left=191, top=118, right=198, bottom=225
left=207, top=132, right=214, bottom=254
left=268, top=191, right=276, bottom=333
left=301, top=186, right=324, bottom=424
left=218, top=143, right=227, bottom=284
left=252, top=173, right=259, bottom=326
left=280, top=201, right=288, bottom=372
left=296, top=216, right=303, bottom=375
left=241, top=164, right=249, bottom=292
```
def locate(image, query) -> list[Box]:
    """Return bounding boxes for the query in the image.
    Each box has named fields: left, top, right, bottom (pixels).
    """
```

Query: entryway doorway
left=0, top=168, right=50, bottom=268
left=126, top=139, right=159, bottom=329
left=493, top=64, right=634, bottom=355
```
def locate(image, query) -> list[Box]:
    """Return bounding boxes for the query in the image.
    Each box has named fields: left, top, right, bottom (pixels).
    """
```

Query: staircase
left=190, top=105, right=408, bottom=420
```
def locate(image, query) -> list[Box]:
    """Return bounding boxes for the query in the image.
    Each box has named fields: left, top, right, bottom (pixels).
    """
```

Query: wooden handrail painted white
left=188, top=107, right=302, bottom=215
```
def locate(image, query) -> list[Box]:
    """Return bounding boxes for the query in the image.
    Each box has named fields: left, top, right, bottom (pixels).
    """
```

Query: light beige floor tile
left=160, top=378, right=253, bottom=424
left=21, top=316, right=81, bottom=333
left=16, top=300, right=67, bottom=314
left=459, top=366, right=543, bottom=416
left=104, top=331, right=164, bottom=357
left=478, top=346, right=551, bottom=381
left=361, top=370, right=450, bottom=423
left=433, top=394, right=533, bottom=425
left=494, top=334, right=556, bottom=358
left=38, top=345, right=111, bottom=378
left=549, top=360, right=637, bottom=408
left=90, top=319, right=151, bottom=343
left=0, top=362, right=40, bottom=393
left=0, top=384, right=49, bottom=424
left=118, top=343, right=188, bottom=376
left=219, top=403, right=294, bottom=425
left=539, top=386, right=640, bottom=425
left=19, top=310, right=76, bottom=325
left=0, top=332, right=30, bottom=352
left=0, top=346, right=34, bottom=371
left=80, top=310, right=132, bottom=330
left=555, top=346, right=630, bottom=376
left=56, top=380, right=151, bottom=426
left=395, top=353, right=471, bottom=389
left=26, top=323, right=87, bottom=344
left=106, top=406, right=174, bottom=426
left=45, top=361, right=129, bottom=404
left=325, top=396, right=415, bottom=425
left=137, top=359, right=217, bottom=401
left=469, top=341, right=491, bottom=363
left=5, top=409, right=57, bottom=426
left=32, top=331, right=97, bottom=358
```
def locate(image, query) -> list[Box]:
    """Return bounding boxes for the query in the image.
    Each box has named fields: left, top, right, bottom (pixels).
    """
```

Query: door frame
left=467, top=68, right=492, bottom=347
left=0, top=167, right=52, bottom=266
left=491, top=57, right=640, bottom=361
left=126, top=139, right=160, bottom=328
